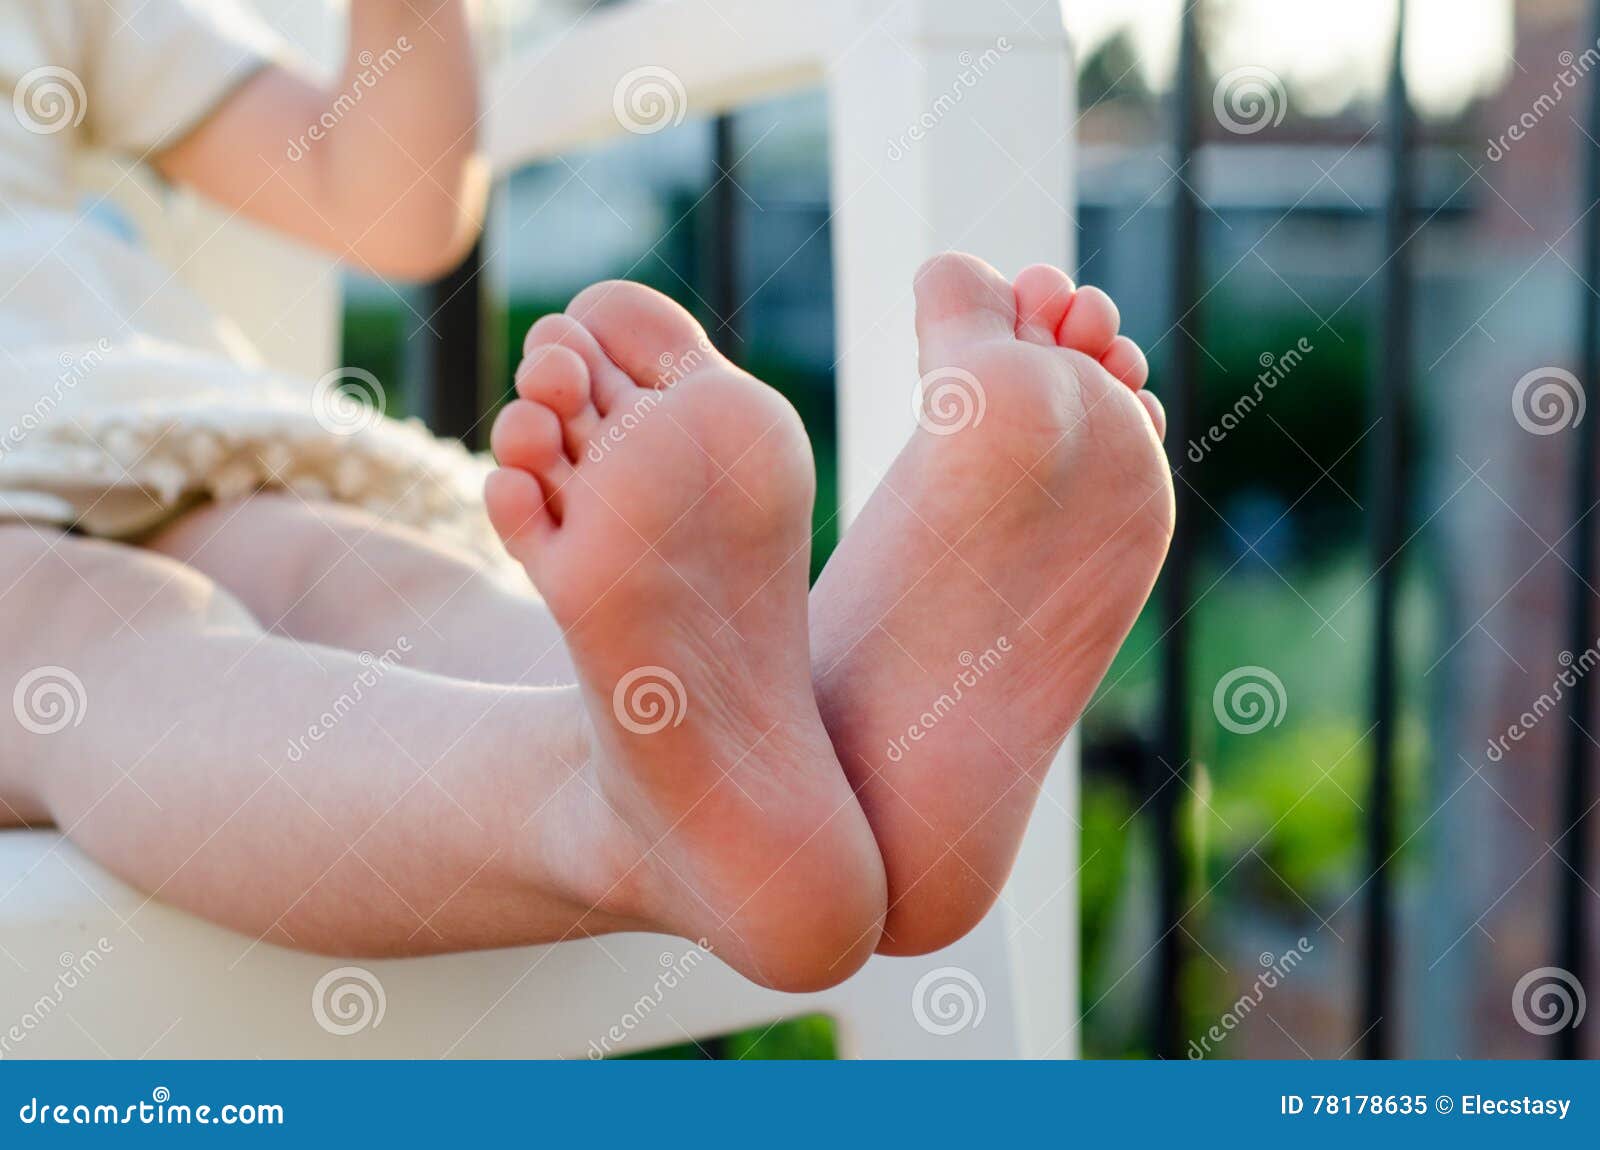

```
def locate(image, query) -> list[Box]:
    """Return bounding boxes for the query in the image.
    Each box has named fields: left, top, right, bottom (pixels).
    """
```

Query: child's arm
left=155, top=0, right=487, bottom=281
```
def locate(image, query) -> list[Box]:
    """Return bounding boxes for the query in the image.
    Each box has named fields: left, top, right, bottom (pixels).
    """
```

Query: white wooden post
left=827, top=0, right=1079, bottom=1058
left=2, top=0, right=1083, bottom=1063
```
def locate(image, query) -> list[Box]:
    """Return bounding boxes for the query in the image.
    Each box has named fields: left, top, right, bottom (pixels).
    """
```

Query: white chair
left=0, top=0, right=1079, bottom=1060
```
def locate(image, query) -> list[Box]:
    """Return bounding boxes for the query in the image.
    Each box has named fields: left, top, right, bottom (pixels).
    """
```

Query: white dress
left=0, top=0, right=501, bottom=558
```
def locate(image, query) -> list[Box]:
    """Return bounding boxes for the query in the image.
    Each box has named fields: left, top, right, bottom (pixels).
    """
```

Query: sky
left=1066, top=0, right=1515, bottom=118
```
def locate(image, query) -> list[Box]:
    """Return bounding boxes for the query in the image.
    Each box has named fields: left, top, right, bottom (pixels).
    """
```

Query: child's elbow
left=364, top=168, right=488, bottom=282
left=373, top=226, right=478, bottom=282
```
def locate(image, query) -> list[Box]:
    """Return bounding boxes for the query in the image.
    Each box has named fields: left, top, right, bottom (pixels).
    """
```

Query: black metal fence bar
left=705, top=113, right=742, bottom=1064
left=1558, top=0, right=1600, bottom=1067
left=710, top=114, right=743, bottom=364
left=1363, top=1, right=1412, bottom=1061
left=424, top=239, right=489, bottom=448
left=1154, top=1, right=1202, bottom=1062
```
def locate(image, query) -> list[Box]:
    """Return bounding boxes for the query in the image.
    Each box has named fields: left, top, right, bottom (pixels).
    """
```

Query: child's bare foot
left=811, top=253, right=1174, bottom=954
left=484, top=288, right=886, bottom=991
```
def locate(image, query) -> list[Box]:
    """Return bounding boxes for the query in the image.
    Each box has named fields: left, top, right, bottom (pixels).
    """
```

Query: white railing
left=0, top=0, right=1078, bottom=1059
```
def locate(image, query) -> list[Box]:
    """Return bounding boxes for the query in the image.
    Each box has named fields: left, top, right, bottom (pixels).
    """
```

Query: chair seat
left=0, top=830, right=1022, bottom=1059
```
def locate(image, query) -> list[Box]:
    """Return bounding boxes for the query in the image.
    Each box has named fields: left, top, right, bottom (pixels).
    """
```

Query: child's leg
left=144, top=494, right=573, bottom=685
left=0, top=525, right=881, bottom=989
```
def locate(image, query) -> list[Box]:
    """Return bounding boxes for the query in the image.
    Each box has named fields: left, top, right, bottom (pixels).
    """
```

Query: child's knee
left=0, top=526, right=258, bottom=649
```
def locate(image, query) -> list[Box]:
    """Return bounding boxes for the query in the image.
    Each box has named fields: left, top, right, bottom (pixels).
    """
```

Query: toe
left=1101, top=335, right=1149, bottom=390
left=515, top=340, right=603, bottom=460
left=1056, top=285, right=1121, bottom=358
left=1013, top=264, right=1077, bottom=345
left=567, top=279, right=725, bottom=390
left=914, top=252, right=1017, bottom=352
left=485, top=466, right=557, bottom=555
left=524, top=313, right=636, bottom=416
left=491, top=398, right=564, bottom=470
left=1138, top=390, right=1168, bottom=441
left=515, top=343, right=592, bottom=418
left=490, top=402, right=576, bottom=520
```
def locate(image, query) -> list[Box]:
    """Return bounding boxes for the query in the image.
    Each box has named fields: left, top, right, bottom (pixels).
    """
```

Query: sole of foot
left=485, top=284, right=886, bottom=992
left=810, top=252, right=1174, bottom=955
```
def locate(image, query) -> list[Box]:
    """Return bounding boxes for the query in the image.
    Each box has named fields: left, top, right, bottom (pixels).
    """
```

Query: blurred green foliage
left=621, top=1015, right=837, bottom=1061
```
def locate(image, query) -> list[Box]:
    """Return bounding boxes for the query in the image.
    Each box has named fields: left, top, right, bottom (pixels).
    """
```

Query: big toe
left=568, top=279, right=727, bottom=389
left=913, top=252, right=1017, bottom=353
left=1013, top=264, right=1077, bottom=345
left=1056, top=286, right=1121, bottom=359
